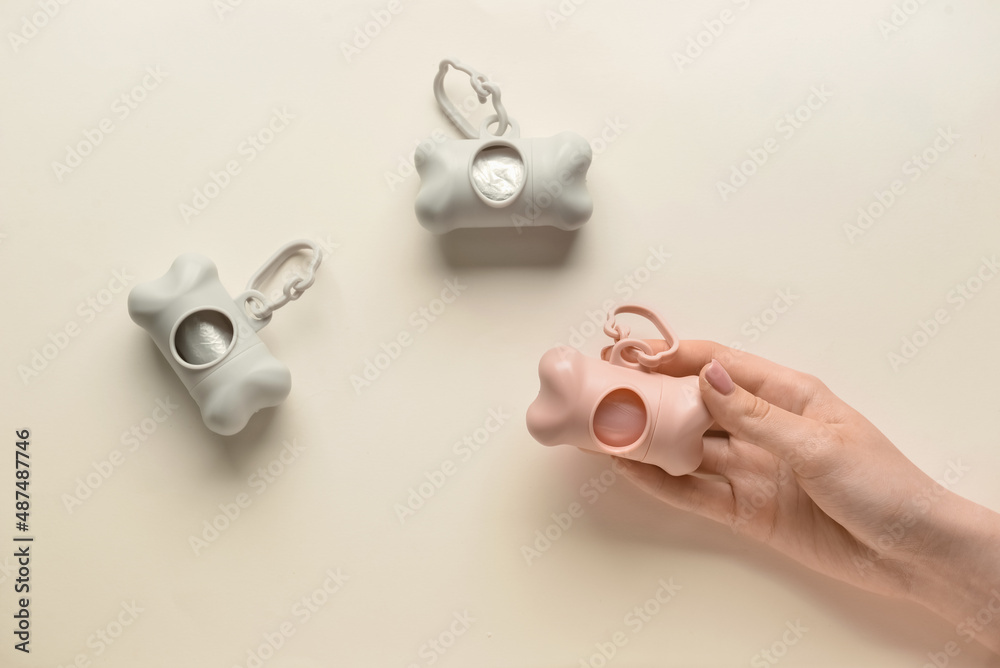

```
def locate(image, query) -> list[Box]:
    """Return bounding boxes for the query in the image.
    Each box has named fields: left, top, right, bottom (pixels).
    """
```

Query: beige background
left=3, top=0, right=1000, bottom=666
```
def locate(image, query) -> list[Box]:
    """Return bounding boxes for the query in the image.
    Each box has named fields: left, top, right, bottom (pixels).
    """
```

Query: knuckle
left=713, top=344, right=744, bottom=368
left=728, top=394, right=773, bottom=443
left=790, top=424, right=838, bottom=470
left=798, top=372, right=830, bottom=398
left=745, top=395, right=773, bottom=424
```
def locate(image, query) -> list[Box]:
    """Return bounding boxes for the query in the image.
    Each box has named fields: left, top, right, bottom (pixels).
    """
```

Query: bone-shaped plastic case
left=127, top=253, right=291, bottom=436
left=526, top=346, right=713, bottom=476
left=415, top=119, right=593, bottom=233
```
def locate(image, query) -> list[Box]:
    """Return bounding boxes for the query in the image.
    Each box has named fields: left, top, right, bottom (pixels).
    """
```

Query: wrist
left=907, top=492, right=1000, bottom=653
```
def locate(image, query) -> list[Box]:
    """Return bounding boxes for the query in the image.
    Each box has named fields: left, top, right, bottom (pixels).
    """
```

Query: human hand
left=608, top=341, right=1000, bottom=652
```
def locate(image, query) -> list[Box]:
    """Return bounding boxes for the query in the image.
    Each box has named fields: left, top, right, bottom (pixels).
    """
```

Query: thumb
left=699, top=359, right=825, bottom=465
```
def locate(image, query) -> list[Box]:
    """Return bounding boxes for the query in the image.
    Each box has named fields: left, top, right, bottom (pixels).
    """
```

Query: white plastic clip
left=241, top=240, right=323, bottom=323
left=433, top=58, right=511, bottom=138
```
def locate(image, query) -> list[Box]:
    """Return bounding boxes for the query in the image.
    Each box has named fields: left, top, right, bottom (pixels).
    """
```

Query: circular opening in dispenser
left=469, top=143, right=525, bottom=206
left=170, top=307, right=237, bottom=369
left=592, top=388, right=648, bottom=448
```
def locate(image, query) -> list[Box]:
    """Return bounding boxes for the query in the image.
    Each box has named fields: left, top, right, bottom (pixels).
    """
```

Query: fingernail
left=705, top=359, right=735, bottom=395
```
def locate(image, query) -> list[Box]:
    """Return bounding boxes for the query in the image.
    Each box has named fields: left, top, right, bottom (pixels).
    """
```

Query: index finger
left=642, top=339, right=831, bottom=416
